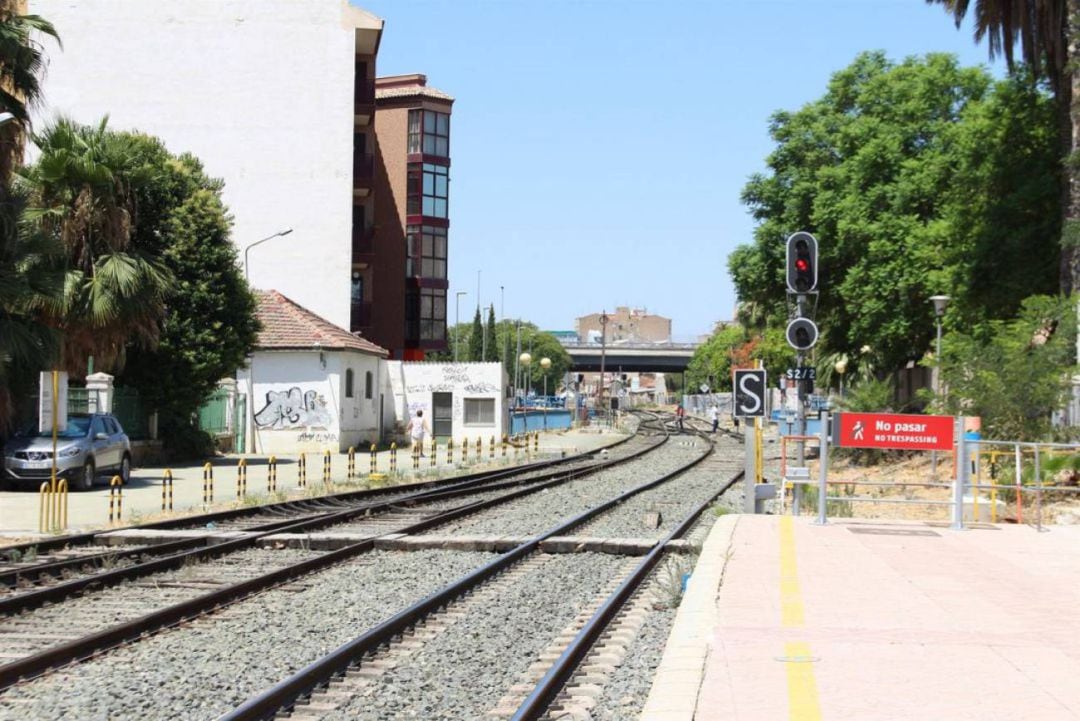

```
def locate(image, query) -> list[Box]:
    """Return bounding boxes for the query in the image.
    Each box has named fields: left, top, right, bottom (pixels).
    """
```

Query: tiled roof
left=375, top=85, right=454, bottom=102
left=254, top=290, right=388, bottom=357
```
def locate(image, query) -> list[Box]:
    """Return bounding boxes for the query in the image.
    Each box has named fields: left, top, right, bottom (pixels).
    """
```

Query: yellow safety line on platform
left=779, top=516, right=822, bottom=721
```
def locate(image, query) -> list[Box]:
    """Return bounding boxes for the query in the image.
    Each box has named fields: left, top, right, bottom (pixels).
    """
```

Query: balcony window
left=407, top=163, right=448, bottom=219
left=420, top=287, right=446, bottom=341
left=408, top=109, right=449, bottom=158
left=406, top=224, right=447, bottom=280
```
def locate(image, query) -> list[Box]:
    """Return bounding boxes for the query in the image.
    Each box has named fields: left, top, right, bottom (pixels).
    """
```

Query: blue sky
left=359, top=0, right=1000, bottom=339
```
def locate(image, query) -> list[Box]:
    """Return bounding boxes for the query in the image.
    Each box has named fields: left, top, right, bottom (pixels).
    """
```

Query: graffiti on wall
left=254, top=387, right=333, bottom=430
left=405, top=365, right=499, bottom=396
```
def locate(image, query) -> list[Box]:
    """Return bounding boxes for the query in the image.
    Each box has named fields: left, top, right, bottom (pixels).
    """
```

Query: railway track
left=0, top=422, right=662, bottom=692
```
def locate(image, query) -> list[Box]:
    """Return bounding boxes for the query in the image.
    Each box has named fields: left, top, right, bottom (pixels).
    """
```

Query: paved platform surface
left=0, top=426, right=625, bottom=539
left=642, top=514, right=1080, bottom=720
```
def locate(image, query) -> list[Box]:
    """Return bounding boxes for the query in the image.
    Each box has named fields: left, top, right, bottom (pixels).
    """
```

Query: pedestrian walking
left=709, top=405, right=719, bottom=433
left=407, top=409, right=429, bottom=456
left=676, top=403, right=685, bottom=432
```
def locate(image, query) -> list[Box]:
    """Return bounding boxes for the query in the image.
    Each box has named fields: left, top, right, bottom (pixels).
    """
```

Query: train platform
left=641, top=514, right=1080, bottom=721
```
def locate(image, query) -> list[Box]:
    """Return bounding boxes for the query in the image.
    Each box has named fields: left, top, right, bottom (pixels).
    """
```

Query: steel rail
left=0, top=433, right=662, bottom=690
left=0, top=436, right=640, bottom=593
left=220, top=422, right=714, bottom=721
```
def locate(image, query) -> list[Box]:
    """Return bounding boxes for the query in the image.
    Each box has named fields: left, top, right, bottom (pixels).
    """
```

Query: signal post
left=785, top=232, right=820, bottom=514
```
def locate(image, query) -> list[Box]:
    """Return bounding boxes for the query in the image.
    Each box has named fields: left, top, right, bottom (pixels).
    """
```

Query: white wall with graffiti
left=386, top=362, right=508, bottom=445
left=237, top=349, right=384, bottom=455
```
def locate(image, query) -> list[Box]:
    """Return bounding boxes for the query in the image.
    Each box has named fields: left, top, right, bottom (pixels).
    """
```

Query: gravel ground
left=423, top=442, right=705, bottom=538
left=324, top=552, right=629, bottom=721
left=0, top=549, right=495, bottom=721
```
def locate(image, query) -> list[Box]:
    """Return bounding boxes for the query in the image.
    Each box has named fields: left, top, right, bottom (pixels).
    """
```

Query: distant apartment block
left=576, top=307, right=672, bottom=343
left=31, top=1, right=451, bottom=359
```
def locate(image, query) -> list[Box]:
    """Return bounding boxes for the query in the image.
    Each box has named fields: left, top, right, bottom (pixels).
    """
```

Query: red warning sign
left=834, top=412, right=954, bottom=451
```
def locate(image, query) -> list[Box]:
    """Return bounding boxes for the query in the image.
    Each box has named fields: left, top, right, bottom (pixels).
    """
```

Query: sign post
left=39, top=371, right=68, bottom=501
left=733, top=368, right=768, bottom=513
left=816, top=410, right=829, bottom=525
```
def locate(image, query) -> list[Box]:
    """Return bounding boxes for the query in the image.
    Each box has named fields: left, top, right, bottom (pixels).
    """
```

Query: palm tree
left=0, top=1, right=61, bottom=184
left=927, top=1, right=1077, bottom=292
left=20, top=117, right=172, bottom=377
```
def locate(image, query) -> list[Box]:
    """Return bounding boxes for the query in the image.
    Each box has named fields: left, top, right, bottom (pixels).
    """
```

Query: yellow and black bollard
left=489, top=436, right=495, bottom=460
left=533, top=431, right=539, bottom=454
left=236, top=458, right=248, bottom=500
left=39, top=479, right=67, bottom=533
left=56, top=479, right=68, bottom=530
left=476, top=436, right=482, bottom=461
left=514, top=435, right=520, bottom=460
left=268, top=456, right=277, bottom=493
left=298, top=452, right=307, bottom=488
left=348, top=446, right=356, bottom=480
left=370, top=443, right=377, bottom=476
left=463, top=436, right=470, bottom=464
left=447, top=439, right=454, bottom=465
left=203, top=462, right=214, bottom=504
left=502, top=435, right=508, bottom=458
left=412, top=443, right=420, bottom=470
left=162, top=470, right=174, bottom=512
left=390, top=442, right=397, bottom=473
left=109, top=476, right=123, bottom=524
left=39, top=482, right=52, bottom=533
left=431, top=437, right=437, bottom=468
left=323, top=449, right=332, bottom=485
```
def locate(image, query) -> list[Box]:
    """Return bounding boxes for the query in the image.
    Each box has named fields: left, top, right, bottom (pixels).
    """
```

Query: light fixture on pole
left=834, top=356, right=848, bottom=399
left=929, top=294, right=950, bottom=478
left=540, top=356, right=551, bottom=430
left=519, top=352, right=532, bottom=432
left=454, top=291, right=468, bottom=363
left=243, top=228, right=293, bottom=282
left=598, top=311, right=609, bottom=413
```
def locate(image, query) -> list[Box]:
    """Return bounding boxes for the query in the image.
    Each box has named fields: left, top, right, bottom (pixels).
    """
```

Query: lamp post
left=454, top=291, right=468, bottom=362
left=929, top=295, right=950, bottom=479
left=244, top=228, right=293, bottom=282
left=540, top=356, right=551, bottom=430
left=834, top=357, right=848, bottom=399
left=519, top=352, right=532, bottom=433
left=598, top=311, right=609, bottom=415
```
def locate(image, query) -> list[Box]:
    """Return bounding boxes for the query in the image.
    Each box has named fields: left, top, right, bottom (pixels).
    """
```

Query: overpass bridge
left=560, top=341, right=698, bottom=373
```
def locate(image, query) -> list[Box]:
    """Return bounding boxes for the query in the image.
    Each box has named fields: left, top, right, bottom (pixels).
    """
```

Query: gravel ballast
left=0, top=549, right=495, bottom=721
left=323, top=552, right=629, bottom=721
left=424, top=442, right=706, bottom=538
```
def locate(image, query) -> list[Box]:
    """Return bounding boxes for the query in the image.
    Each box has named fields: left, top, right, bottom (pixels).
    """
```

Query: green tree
left=936, top=294, right=1077, bottom=441
left=468, top=306, right=483, bottom=362
left=20, top=117, right=173, bottom=376
left=686, top=324, right=745, bottom=392
left=732, top=53, right=1060, bottom=374
left=0, top=3, right=60, bottom=183
left=484, top=304, right=497, bottom=361
left=926, top=0, right=1079, bottom=294
left=117, top=141, right=258, bottom=455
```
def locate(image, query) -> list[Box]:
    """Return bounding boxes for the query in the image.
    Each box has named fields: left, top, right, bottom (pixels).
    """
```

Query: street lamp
left=243, top=228, right=293, bottom=282
left=519, top=352, right=532, bottom=432
left=834, top=357, right=848, bottom=399
left=540, top=356, right=551, bottom=430
left=598, top=311, right=609, bottom=414
left=929, top=294, right=950, bottom=478
left=454, top=291, right=468, bottom=362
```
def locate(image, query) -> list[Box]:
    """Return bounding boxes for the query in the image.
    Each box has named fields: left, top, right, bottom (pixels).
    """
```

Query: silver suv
left=3, top=413, right=132, bottom=491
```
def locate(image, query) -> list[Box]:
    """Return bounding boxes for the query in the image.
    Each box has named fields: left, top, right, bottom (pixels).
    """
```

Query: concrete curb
left=639, top=513, right=741, bottom=721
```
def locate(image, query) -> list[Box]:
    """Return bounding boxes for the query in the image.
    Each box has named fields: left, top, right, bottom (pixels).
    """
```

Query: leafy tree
left=926, top=0, right=1079, bottom=293
left=118, top=142, right=258, bottom=454
left=935, top=294, right=1077, bottom=441
left=0, top=3, right=60, bottom=183
left=468, top=306, right=483, bottom=361
left=20, top=117, right=173, bottom=376
left=732, top=53, right=1060, bottom=374
left=686, top=324, right=745, bottom=392
left=484, top=304, right=497, bottom=361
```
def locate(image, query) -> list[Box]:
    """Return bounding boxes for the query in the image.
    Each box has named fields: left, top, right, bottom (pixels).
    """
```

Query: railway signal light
left=786, top=317, right=819, bottom=351
left=786, top=232, right=818, bottom=294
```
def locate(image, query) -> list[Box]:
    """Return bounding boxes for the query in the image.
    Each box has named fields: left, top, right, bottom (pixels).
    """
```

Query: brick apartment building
left=576, top=307, right=672, bottom=343
left=352, top=74, right=453, bottom=360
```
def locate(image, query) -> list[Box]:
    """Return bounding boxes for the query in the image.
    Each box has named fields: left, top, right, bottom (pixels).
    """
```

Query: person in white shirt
left=407, top=409, right=429, bottom=456
left=710, top=405, right=720, bottom=433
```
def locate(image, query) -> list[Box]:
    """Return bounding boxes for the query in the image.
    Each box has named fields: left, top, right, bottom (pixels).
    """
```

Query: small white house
left=387, top=361, right=508, bottom=444
left=238, top=291, right=390, bottom=455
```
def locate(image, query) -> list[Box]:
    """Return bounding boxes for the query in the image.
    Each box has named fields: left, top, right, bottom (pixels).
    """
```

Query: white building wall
left=334, top=352, right=383, bottom=449
left=238, top=350, right=342, bottom=456
left=387, top=362, right=508, bottom=444
left=30, top=0, right=366, bottom=330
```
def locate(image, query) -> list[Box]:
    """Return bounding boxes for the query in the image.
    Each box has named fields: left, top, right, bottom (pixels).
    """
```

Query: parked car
left=2, top=413, right=132, bottom=491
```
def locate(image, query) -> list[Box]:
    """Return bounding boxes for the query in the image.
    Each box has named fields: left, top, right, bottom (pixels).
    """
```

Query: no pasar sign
left=834, top=412, right=954, bottom=451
